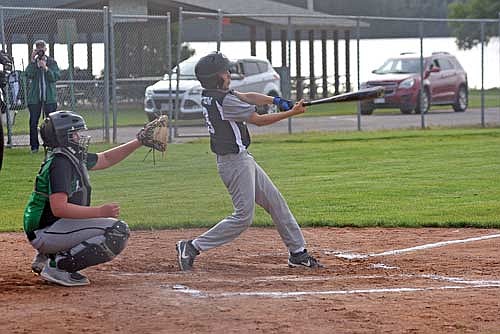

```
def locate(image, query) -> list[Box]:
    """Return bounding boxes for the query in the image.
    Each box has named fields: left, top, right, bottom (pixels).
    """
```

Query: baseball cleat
left=31, top=252, right=49, bottom=274
left=288, top=249, right=324, bottom=268
left=176, top=240, right=199, bottom=271
left=40, top=260, right=90, bottom=287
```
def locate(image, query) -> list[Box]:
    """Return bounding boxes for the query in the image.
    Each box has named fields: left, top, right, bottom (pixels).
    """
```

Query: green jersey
left=23, top=150, right=98, bottom=237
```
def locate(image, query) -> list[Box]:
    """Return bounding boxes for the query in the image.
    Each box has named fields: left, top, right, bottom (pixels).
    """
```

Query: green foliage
left=1, top=128, right=500, bottom=232
left=448, top=0, right=500, bottom=50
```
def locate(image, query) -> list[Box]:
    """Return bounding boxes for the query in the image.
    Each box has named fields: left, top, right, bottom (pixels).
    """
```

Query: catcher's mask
left=40, top=111, right=91, bottom=161
left=195, top=52, right=231, bottom=89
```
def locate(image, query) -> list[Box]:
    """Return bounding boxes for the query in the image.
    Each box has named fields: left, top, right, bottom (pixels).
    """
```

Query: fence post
left=167, top=12, right=173, bottom=143
left=0, top=6, right=12, bottom=147
left=109, top=10, right=117, bottom=143
left=419, top=20, right=425, bottom=129
left=287, top=16, right=292, bottom=134
left=480, top=21, right=485, bottom=127
left=103, top=6, right=110, bottom=143
left=356, top=16, right=361, bottom=131
left=0, top=7, right=5, bottom=51
left=175, top=7, right=183, bottom=138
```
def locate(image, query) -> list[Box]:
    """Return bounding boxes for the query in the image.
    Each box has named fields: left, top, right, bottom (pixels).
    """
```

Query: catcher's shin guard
left=56, top=220, right=130, bottom=272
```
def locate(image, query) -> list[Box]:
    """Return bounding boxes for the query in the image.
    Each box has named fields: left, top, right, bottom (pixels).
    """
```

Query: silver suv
left=144, top=56, right=282, bottom=120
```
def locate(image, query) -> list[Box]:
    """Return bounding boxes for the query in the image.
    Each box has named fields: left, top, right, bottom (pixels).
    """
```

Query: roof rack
left=400, top=52, right=416, bottom=55
left=432, top=51, right=450, bottom=55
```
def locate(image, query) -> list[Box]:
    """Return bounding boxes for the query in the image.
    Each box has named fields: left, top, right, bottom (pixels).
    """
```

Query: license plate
left=373, top=97, right=385, bottom=104
left=160, top=103, right=171, bottom=111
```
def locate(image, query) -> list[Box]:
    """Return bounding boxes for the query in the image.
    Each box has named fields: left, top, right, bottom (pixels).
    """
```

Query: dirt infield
left=2, top=227, right=500, bottom=333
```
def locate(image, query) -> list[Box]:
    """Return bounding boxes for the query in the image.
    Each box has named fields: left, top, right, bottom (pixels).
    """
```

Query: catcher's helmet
left=195, top=52, right=231, bottom=88
left=40, top=111, right=90, bottom=159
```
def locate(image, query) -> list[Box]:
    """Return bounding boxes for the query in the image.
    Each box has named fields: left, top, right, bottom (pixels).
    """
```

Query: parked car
left=144, top=56, right=282, bottom=121
left=360, top=52, right=468, bottom=115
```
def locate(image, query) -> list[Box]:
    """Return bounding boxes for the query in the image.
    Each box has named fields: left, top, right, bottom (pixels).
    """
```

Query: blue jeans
left=28, top=102, right=57, bottom=151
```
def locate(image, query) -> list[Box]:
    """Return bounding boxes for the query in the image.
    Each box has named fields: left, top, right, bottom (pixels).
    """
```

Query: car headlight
left=145, top=87, right=153, bottom=97
left=399, top=78, right=415, bottom=89
left=188, top=87, right=202, bottom=95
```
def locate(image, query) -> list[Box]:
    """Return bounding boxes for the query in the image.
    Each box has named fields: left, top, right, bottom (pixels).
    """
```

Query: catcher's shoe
left=31, top=252, right=49, bottom=274
left=288, top=249, right=324, bottom=268
left=176, top=240, right=199, bottom=271
left=40, top=260, right=90, bottom=287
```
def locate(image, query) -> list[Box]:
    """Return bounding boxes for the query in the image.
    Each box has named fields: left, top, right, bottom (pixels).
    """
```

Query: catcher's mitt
left=137, top=115, right=168, bottom=152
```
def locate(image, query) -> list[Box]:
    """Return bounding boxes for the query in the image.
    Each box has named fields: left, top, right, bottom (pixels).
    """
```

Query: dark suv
left=360, top=52, right=468, bottom=114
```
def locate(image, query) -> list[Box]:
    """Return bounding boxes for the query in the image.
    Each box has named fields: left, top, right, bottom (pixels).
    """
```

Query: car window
left=243, top=61, right=260, bottom=76
left=256, top=61, right=269, bottom=73
left=375, top=58, right=421, bottom=74
left=431, top=59, right=440, bottom=69
left=437, top=58, right=454, bottom=70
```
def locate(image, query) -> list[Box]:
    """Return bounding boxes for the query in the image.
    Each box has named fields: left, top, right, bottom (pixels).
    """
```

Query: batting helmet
left=40, top=111, right=90, bottom=159
left=195, top=52, right=231, bottom=88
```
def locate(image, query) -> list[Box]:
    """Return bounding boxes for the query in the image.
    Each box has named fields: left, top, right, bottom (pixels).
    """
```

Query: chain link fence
left=0, top=6, right=106, bottom=146
left=1, top=6, right=500, bottom=147
left=110, top=13, right=172, bottom=143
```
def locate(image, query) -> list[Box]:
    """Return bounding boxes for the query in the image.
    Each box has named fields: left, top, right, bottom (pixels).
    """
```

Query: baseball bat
left=302, top=86, right=385, bottom=106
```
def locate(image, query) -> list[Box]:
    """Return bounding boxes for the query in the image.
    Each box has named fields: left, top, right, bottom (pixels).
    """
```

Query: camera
left=35, top=49, right=45, bottom=60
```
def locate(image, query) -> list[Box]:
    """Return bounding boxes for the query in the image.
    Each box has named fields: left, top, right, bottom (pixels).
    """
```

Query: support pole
left=265, top=28, right=272, bottom=62
left=333, top=30, right=339, bottom=95
left=250, top=25, right=256, bottom=56
left=308, top=30, right=315, bottom=100
left=321, top=30, right=327, bottom=98
left=344, top=30, right=351, bottom=92
left=216, top=9, right=222, bottom=52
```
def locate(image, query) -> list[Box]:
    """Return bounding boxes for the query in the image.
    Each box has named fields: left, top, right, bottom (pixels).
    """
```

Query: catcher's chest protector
left=52, top=147, right=92, bottom=206
left=202, top=90, right=250, bottom=155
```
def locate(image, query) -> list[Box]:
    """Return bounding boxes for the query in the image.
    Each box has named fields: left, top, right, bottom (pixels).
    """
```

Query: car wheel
left=360, top=104, right=374, bottom=115
left=415, top=89, right=430, bottom=114
left=453, top=85, right=468, bottom=112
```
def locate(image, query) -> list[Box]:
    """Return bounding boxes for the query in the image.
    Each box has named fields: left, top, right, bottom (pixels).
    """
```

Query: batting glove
left=272, top=96, right=293, bottom=111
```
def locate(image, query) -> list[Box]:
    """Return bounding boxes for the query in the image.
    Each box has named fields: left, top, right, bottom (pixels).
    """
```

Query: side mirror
left=231, top=73, right=244, bottom=80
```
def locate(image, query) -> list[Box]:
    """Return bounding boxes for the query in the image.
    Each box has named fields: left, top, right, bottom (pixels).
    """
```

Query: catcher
left=23, top=111, right=167, bottom=287
left=176, top=52, right=322, bottom=271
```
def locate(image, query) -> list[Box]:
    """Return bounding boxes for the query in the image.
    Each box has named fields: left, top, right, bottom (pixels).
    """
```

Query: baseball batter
left=176, top=52, right=323, bottom=271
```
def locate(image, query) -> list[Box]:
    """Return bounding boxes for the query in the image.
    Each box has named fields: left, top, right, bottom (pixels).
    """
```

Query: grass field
left=6, top=89, right=500, bottom=135
left=1, top=128, right=499, bottom=232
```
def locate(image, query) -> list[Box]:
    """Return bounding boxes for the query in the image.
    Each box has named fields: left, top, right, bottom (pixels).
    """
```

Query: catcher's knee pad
left=57, top=220, right=130, bottom=272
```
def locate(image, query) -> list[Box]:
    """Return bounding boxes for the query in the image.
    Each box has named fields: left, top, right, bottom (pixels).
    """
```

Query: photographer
left=26, top=40, right=60, bottom=153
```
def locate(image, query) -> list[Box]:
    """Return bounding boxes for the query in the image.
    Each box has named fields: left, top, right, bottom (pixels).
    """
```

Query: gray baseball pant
left=192, top=151, right=306, bottom=253
left=30, top=218, right=119, bottom=254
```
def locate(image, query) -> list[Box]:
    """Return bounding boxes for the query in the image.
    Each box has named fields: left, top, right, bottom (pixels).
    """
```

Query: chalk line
left=168, top=274, right=500, bottom=299
left=335, top=233, right=500, bottom=260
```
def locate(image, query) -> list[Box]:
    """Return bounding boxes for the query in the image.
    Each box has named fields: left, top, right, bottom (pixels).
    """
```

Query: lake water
left=9, top=37, right=500, bottom=89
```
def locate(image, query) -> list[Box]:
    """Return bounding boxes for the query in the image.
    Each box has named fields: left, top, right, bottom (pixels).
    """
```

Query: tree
left=448, top=0, right=500, bottom=50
